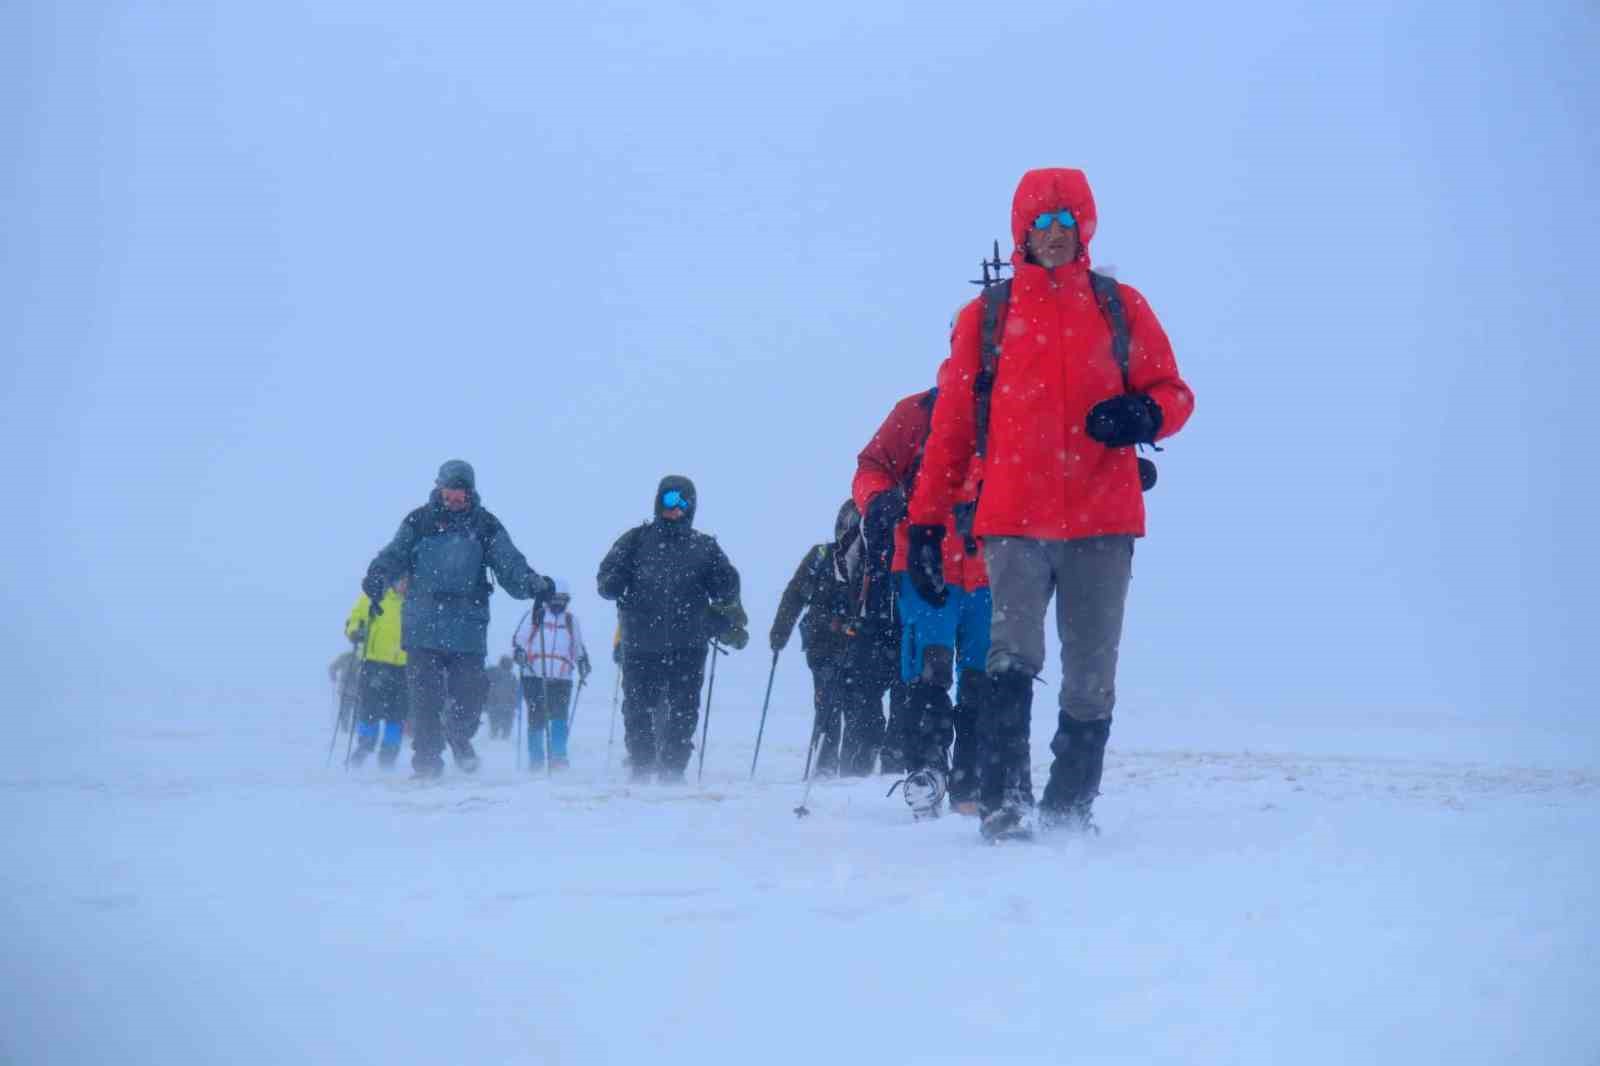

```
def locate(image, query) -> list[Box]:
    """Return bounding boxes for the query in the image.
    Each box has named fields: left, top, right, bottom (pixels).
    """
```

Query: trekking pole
left=324, top=676, right=342, bottom=768
left=515, top=666, right=525, bottom=771
left=749, top=649, right=780, bottom=780
left=540, top=618, right=552, bottom=779
left=606, top=669, right=621, bottom=774
left=569, top=677, right=585, bottom=732
left=343, top=691, right=360, bottom=770
left=696, top=641, right=728, bottom=785
left=342, top=639, right=364, bottom=771
left=801, top=703, right=824, bottom=781
left=793, top=723, right=827, bottom=818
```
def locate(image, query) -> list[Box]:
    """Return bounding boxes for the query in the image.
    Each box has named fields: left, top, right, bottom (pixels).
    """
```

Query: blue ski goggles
left=661, top=489, right=690, bottom=510
left=1031, top=209, right=1077, bottom=230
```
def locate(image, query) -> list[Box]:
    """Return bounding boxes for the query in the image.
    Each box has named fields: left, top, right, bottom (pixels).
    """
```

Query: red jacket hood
left=1010, top=168, right=1098, bottom=267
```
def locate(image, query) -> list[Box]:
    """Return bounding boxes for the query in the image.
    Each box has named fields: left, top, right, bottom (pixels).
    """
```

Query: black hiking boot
left=1038, top=803, right=1100, bottom=835
left=976, top=668, right=1036, bottom=838
left=948, top=765, right=980, bottom=815
left=1039, top=717, right=1110, bottom=833
left=448, top=737, right=480, bottom=774
left=979, top=789, right=1037, bottom=842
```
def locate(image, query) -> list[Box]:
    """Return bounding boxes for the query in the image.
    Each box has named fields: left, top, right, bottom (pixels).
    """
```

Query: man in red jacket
left=852, top=389, right=935, bottom=778
left=853, top=389, right=994, bottom=817
left=908, top=168, right=1194, bottom=841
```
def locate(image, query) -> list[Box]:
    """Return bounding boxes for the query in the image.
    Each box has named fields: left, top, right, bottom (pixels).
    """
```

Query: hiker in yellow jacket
left=345, top=576, right=410, bottom=768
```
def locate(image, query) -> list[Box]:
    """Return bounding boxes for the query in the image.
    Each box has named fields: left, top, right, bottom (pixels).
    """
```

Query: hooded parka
left=596, top=476, right=743, bottom=654
left=853, top=389, right=988, bottom=591
left=910, top=168, right=1194, bottom=540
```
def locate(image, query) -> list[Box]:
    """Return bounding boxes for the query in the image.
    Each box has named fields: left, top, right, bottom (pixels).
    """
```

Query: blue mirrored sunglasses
left=661, top=490, right=689, bottom=510
left=1031, top=209, right=1077, bottom=230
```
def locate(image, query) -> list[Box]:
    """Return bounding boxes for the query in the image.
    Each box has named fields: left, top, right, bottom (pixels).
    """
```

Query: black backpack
left=949, top=259, right=1157, bottom=554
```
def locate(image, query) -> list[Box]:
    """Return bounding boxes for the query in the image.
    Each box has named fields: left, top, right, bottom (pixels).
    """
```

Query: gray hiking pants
left=983, top=535, right=1134, bottom=723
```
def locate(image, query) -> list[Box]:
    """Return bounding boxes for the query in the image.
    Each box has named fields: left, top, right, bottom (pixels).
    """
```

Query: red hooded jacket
left=853, top=388, right=988, bottom=591
left=910, top=169, right=1194, bottom=541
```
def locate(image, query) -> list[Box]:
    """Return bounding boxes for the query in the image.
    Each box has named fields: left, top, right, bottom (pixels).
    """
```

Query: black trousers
left=809, top=661, right=887, bottom=777
left=358, top=662, right=409, bottom=728
left=903, top=679, right=954, bottom=776
left=521, top=676, right=573, bottom=729
left=880, top=681, right=912, bottom=773
left=406, top=649, right=486, bottom=767
left=620, top=646, right=707, bottom=775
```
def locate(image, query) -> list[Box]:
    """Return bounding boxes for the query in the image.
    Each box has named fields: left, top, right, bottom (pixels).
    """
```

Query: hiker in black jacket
left=596, top=476, right=747, bottom=782
left=770, top=500, right=893, bottom=777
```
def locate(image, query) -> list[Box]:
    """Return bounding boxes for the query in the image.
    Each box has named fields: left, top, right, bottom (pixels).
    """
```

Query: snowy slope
left=4, top=691, right=1596, bottom=1066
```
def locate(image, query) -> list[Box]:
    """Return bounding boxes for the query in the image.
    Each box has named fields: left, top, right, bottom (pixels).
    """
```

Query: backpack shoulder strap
left=974, top=279, right=1011, bottom=459
left=1089, top=271, right=1131, bottom=386
left=812, top=543, right=834, bottom=586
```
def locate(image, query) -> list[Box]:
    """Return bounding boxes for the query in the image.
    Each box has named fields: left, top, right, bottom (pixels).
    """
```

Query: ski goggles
left=661, top=490, right=690, bottom=510
left=1031, top=209, right=1077, bottom=230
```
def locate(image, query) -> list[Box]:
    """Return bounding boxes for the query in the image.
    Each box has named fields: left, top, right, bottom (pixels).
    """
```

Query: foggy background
left=5, top=1, right=1596, bottom=750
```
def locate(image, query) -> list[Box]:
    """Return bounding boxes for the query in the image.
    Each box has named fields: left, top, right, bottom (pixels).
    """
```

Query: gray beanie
left=436, top=459, right=476, bottom=490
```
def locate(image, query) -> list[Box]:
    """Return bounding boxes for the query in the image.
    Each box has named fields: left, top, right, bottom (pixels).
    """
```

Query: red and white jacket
left=512, top=608, right=589, bottom=681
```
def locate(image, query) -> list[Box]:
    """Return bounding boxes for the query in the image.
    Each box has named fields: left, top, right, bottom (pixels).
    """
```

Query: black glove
left=770, top=628, right=789, bottom=653
left=1086, top=394, right=1163, bottom=448
left=578, top=655, right=592, bottom=681
left=531, top=574, right=557, bottom=607
left=362, top=573, right=386, bottom=615
left=709, top=600, right=749, bottom=650
left=905, top=524, right=948, bottom=607
left=512, top=646, right=527, bottom=667
left=863, top=487, right=907, bottom=547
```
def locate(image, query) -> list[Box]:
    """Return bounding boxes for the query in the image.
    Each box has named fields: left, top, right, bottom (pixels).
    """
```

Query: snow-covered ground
left=4, top=689, right=1597, bottom=1065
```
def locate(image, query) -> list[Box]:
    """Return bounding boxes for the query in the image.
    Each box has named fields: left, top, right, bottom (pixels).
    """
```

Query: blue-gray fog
left=4, top=2, right=1596, bottom=751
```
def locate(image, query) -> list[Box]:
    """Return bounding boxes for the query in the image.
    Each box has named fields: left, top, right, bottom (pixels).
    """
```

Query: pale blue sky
left=4, top=1, right=1596, bottom=737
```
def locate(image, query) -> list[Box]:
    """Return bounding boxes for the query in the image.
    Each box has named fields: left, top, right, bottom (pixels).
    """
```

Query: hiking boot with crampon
left=891, top=768, right=947, bottom=821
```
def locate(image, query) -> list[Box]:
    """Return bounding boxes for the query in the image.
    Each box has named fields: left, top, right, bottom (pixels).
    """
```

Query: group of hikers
left=336, top=167, right=1193, bottom=841
left=337, top=458, right=749, bottom=783
left=334, top=557, right=594, bottom=773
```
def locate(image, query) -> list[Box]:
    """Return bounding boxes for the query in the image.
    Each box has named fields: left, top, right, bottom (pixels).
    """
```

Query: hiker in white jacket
left=512, top=579, right=592, bottom=770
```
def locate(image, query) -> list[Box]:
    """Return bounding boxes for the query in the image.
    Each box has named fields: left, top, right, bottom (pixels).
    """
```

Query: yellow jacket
left=346, top=589, right=407, bottom=666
